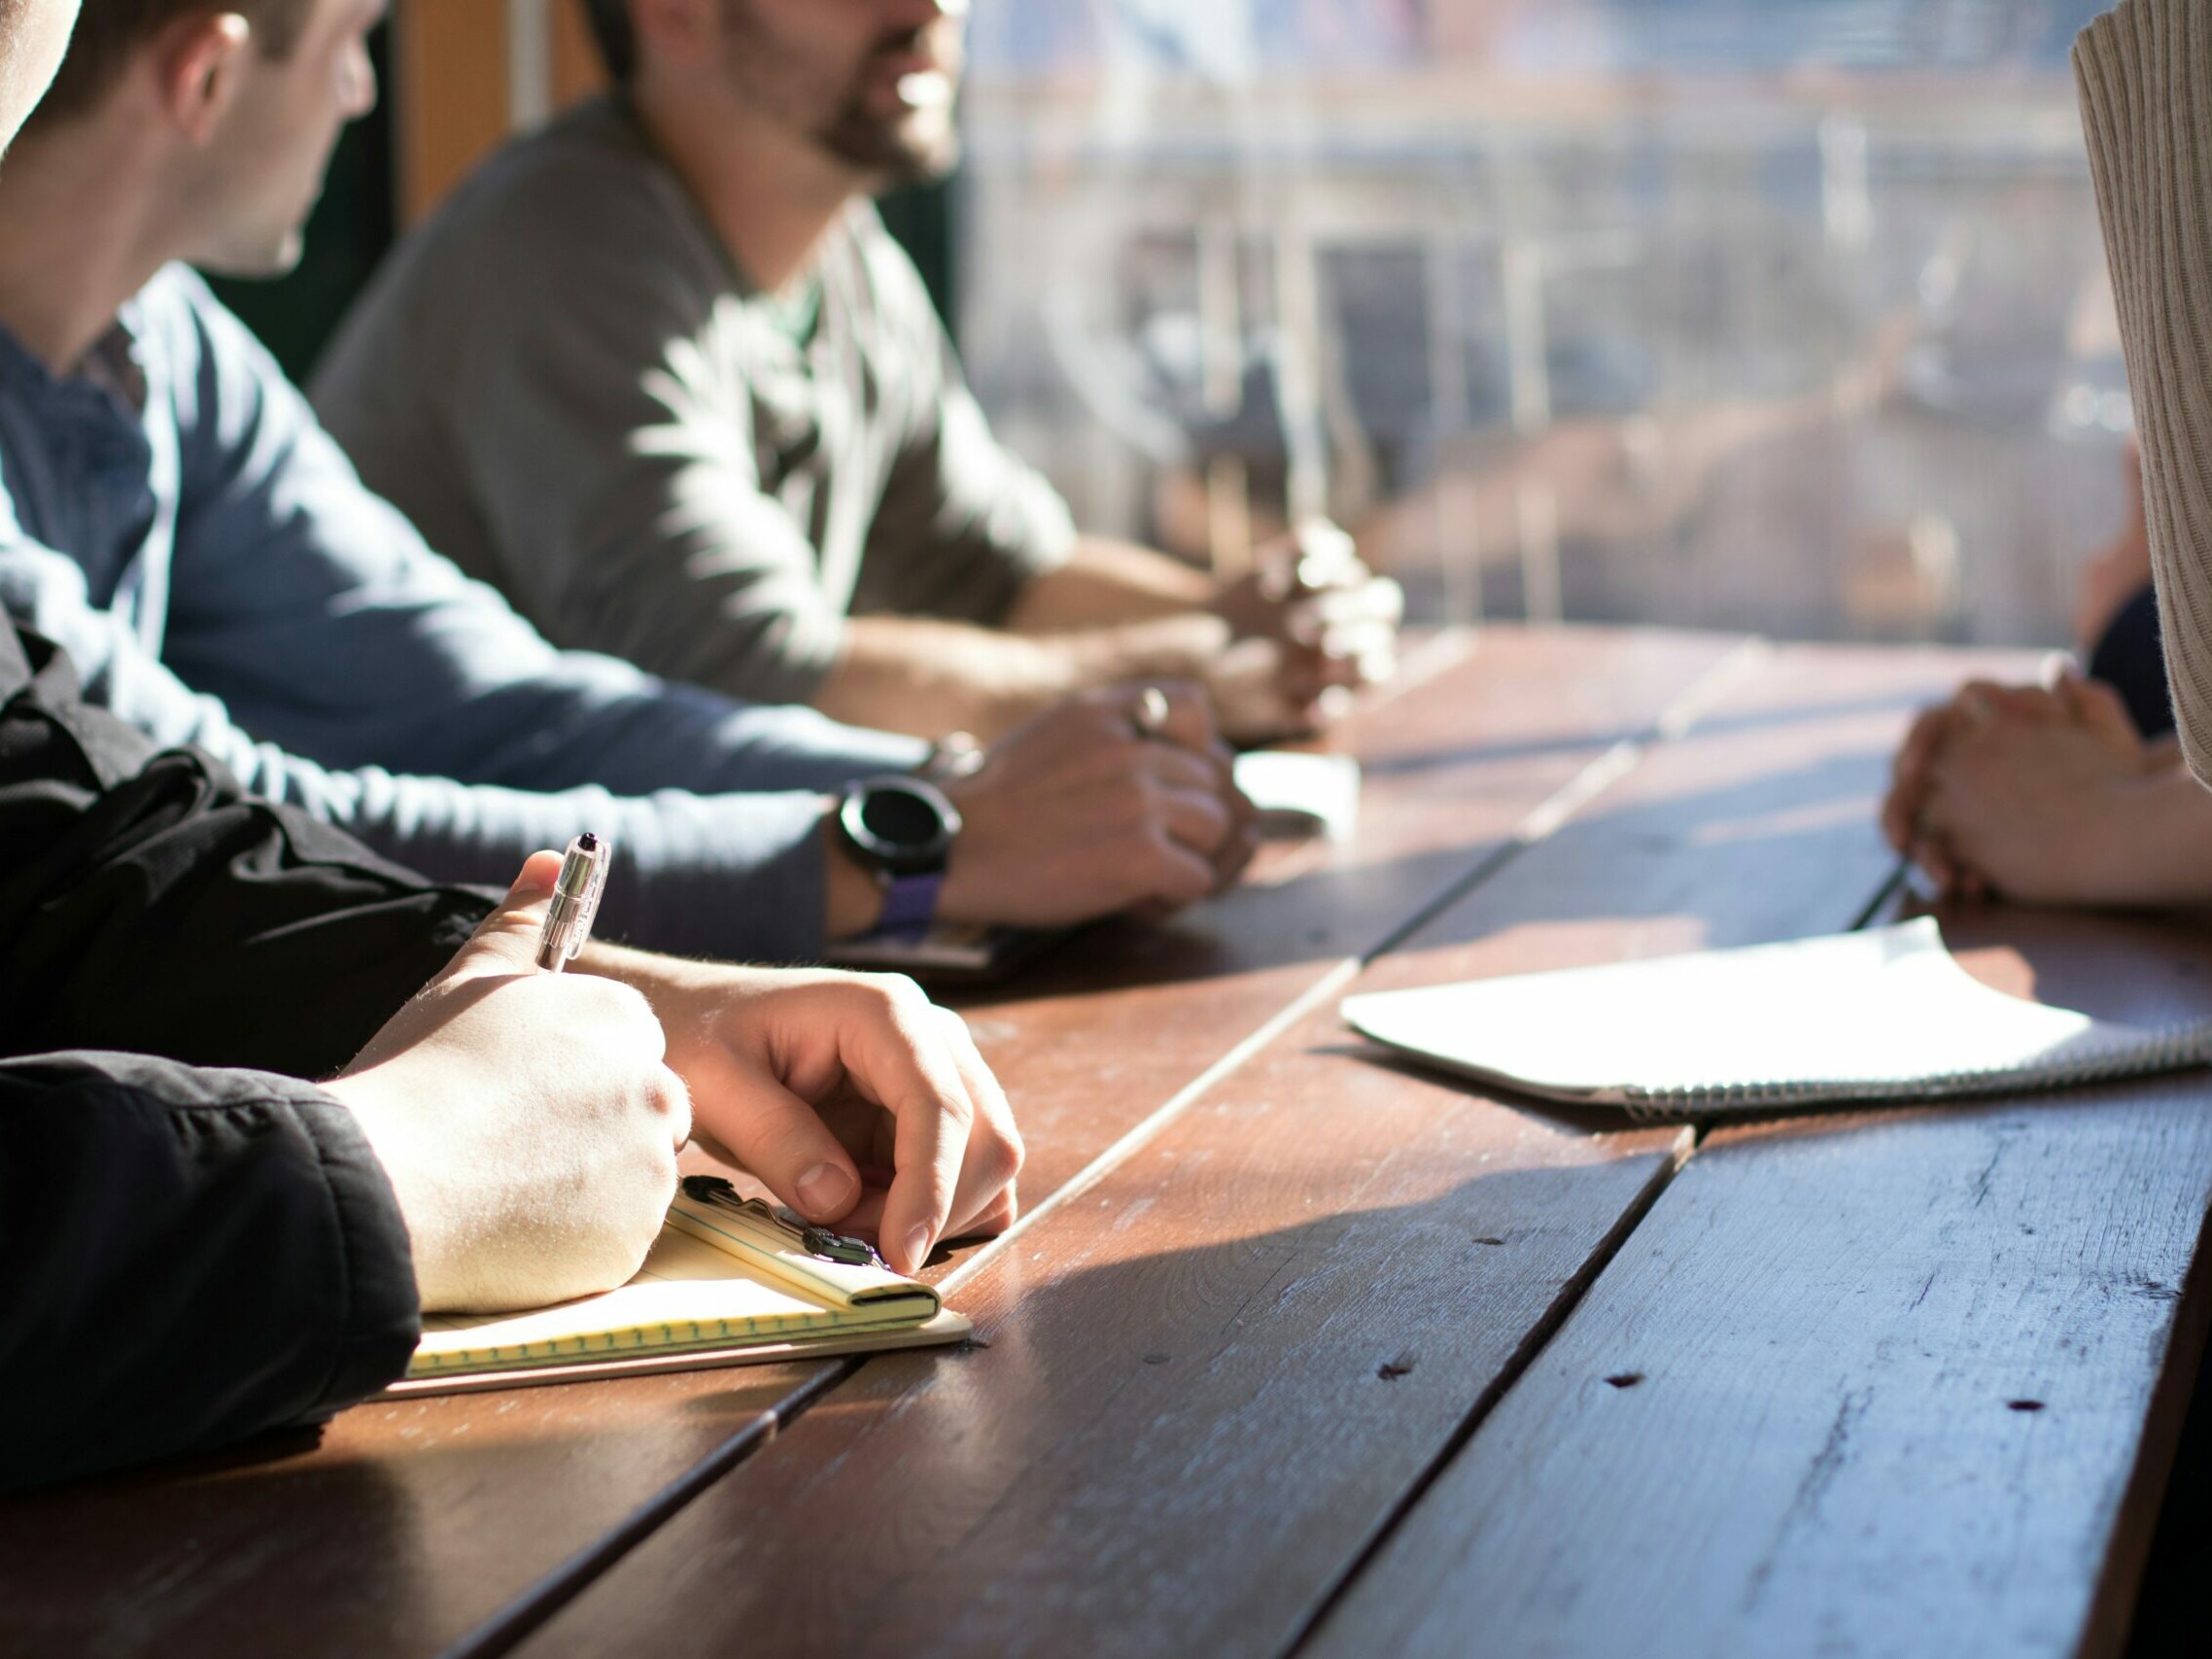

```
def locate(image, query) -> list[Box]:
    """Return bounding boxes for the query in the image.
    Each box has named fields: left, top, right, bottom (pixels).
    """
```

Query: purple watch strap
left=878, top=871, right=946, bottom=937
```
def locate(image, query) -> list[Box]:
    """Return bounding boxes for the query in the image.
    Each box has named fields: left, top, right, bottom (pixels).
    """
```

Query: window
left=959, top=0, right=2125, bottom=645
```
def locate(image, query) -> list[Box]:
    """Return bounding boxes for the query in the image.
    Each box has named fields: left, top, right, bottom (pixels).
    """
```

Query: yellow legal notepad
left=382, top=1177, right=970, bottom=1397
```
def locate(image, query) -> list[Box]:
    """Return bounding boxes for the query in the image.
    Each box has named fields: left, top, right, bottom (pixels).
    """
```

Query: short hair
left=31, top=0, right=318, bottom=126
left=578, top=0, right=636, bottom=84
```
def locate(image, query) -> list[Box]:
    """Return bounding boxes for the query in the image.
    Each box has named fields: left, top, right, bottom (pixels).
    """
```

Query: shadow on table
left=959, top=746, right=1903, bottom=1009
left=646, top=1085, right=2160, bottom=1659
left=1359, top=688, right=1944, bottom=778
left=0, top=1359, right=810, bottom=1659
left=1905, top=901, right=2212, bottom=1023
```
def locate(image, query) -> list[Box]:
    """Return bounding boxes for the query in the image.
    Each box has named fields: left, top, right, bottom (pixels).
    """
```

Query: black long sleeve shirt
left=0, top=616, right=495, bottom=1489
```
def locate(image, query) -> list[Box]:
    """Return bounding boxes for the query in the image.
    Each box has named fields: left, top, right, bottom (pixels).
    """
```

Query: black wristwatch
left=836, top=775, right=963, bottom=933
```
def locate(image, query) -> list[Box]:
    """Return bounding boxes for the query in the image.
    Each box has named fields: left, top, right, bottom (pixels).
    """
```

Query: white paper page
left=1235, top=750, right=1362, bottom=841
left=1340, top=919, right=2196, bottom=1107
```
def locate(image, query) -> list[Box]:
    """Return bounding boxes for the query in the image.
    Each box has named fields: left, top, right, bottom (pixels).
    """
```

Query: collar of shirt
left=0, top=299, right=155, bottom=479
left=0, top=294, right=151, bottom=412
left=0, top=294, right=169, bottom=624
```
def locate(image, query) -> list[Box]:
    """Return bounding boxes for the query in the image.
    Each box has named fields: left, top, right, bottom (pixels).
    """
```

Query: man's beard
left=817, top=94, right=961, bottom=187
left=715, top=0, right=963, bottom=188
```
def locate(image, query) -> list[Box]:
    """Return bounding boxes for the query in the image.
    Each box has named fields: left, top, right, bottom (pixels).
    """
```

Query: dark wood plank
left=950, top=625, right=1749, bottom=1205
left=392, top=0, right=513, bottom=225
left=1307, top=907, right=2212, bottom=1659
left=505, top=640, right=2019, bottom=1659
left=0, top=1365, right=814, bottom=1659
left=0, top=627, right=1743, bottom=1659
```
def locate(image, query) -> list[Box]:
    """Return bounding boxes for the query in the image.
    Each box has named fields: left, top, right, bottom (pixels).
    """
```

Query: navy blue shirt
left=0, top=266, right=925, bottom=960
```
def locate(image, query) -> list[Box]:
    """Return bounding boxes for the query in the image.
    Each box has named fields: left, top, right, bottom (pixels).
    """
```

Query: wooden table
left=8, top=624, right=2209, bottom=1659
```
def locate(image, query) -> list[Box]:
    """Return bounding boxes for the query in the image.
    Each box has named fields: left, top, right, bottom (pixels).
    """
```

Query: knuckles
left=976, top=1125, right=1025, bottom=1193
left=848, top=969, right=930, bottom=1019
left=645, top=1064, right=693, bottom=1141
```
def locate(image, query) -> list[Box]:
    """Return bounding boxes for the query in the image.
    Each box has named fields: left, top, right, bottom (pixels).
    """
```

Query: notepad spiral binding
left=1614, top=1019, right=2212, bottom=1123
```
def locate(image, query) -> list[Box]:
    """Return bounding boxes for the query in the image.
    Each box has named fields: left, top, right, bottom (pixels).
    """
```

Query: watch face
left=858, top=783, right=945, bottom=847
left=842, top=777, right=959, bottom=874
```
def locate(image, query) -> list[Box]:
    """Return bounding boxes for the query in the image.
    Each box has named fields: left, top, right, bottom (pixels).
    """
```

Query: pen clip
left=679, top=1174, right=887, bottom=1270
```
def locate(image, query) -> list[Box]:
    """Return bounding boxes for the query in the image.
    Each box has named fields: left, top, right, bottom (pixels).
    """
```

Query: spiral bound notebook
left=383, top=1177, right=970, bottom=1397
left=1340, top=918, right=2212, bottom=1120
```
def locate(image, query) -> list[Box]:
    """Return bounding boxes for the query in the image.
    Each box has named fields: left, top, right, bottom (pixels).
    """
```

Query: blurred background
left=242, top=0, right=2128, bottom=650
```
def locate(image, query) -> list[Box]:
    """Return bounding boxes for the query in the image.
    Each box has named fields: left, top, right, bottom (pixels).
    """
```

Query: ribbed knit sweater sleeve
left=2075, top=0, right=2212, bottom=784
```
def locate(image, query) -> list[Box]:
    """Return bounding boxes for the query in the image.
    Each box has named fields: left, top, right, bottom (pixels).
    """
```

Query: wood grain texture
left=0, top=629, right=1734, bottom=1659
left=1307, top=910, right=2212, bottom=1659
left=550, top=0, right=607, bottom=108
left=392, top=0, right=511, bottom=226
left=393, top=1, right=606, bottom=225
left=0, top=1364, right=814, bottom=1659
left=506, top=641, right=2014, bottom=1659
left=939, top=626, right=1744, bottom=1216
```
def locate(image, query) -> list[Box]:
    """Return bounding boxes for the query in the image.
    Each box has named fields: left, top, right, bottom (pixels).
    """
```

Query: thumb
left=436, top=849, right=567, bottom=986
left=1147, top=678, right=1222, bottom=753
left=2067, top=674, right=2143, bottom=747
left=683, top=1036, right=864, bottom=1226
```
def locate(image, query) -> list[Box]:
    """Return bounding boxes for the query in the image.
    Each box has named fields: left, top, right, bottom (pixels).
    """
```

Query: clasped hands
left=1208, top=520, right=1404, bottom=743
left=1881, top=668, right=2174, bottom=905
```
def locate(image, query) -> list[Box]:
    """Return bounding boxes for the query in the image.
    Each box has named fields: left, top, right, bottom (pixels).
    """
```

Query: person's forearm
left=811, top=615, right=1076, bottom=739
left=1002, top=537, right=1218, bottom=635
left=815, top=610, right=1232, bottom=743
left=2102, top=761, right=2212, bottom=905
left=0, top=632, right=491, bottom=1078
left=323, top=773, right=845, bottom=964
left=0, top=1054, right=419, bottom=1491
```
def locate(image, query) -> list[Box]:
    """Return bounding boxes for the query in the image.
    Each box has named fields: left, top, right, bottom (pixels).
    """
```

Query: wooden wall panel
left=393, top=1, right=605, bottom=226
left=393, top=0, right=507, bottom=225
left=553, top=1, right=611, bottom=108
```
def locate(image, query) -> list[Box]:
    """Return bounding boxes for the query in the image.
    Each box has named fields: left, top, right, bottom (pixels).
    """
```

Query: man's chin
left=823, top=111, right=962, bottom=188
left=194, top=230, right=309, bottom=282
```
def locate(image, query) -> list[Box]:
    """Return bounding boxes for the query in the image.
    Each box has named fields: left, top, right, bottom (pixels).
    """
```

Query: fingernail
left=905, top=1225, right=934, bottom=1269
left=795, top=1162, right=854, bottom=1217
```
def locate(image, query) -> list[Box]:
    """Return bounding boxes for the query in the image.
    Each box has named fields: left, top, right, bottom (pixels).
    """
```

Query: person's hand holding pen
left=467, top=833, right=1026, bottom=1276
left=338, top=835, right=1023, bottom=1296
left=330, top=847, right=691, bottom=1313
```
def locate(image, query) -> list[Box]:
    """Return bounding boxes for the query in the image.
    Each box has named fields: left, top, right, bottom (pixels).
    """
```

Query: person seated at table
left=0, top=0, right=1255, bottom=970
left=1877, top=437, right=2212, bottom=907
left=0, top=17, right=1016, bottom=1495
left=2066, top=9, right=2212, bottom=1650
left=310, top=0, right=1403, bottom=749
left=2068, top=441, right=2172, bottom=742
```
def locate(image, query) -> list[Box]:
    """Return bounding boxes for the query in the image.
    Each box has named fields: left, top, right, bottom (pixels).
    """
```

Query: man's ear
left=153, top=12, right=254, bottom=145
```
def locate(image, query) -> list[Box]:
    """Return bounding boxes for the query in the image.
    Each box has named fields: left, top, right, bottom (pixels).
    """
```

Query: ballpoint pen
left=535, top=832, right=610, bottom=972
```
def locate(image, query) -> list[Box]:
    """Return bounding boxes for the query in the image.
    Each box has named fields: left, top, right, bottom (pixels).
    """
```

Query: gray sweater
left=313, top=95, right=1076, bottom=709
